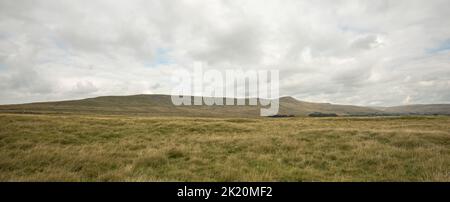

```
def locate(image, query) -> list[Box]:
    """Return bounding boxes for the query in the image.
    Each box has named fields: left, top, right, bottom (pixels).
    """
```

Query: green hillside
left=0, top=94, right=448, bottom=117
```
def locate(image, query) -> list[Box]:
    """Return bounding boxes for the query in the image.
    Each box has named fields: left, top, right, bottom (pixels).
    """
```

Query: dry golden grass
left=0, top=114, right=449, bottom=181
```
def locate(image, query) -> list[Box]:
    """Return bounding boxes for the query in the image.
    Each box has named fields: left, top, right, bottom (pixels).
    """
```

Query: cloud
left=0, top=0, right=449, bottom=106
left=190, top=21, right=264, bottom=65
left=70, top=81, right=98, bottom=95
left=351, top=35, right=383, bottom=50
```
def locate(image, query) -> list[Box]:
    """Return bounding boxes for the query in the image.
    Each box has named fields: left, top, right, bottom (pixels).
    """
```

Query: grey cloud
left=2, top=68, right=53, bottom=94
left=0, top=0, right=449, bottom=106
left=191, top=22, right=263, bottom=65
left=70, top=81, right=98, bottom=95
left=351, top=35, right=382, bottom=50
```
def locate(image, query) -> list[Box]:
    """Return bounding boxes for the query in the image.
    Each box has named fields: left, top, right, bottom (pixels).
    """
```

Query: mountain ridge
left=0, top=94, right=449, bottom=117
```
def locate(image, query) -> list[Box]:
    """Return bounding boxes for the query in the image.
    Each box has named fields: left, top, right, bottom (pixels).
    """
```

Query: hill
left=379, top=104, right=450, bottom=115
left=0, top=94, right=448, bottom=117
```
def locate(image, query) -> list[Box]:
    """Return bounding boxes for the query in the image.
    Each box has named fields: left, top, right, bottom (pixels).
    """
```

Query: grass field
left=0, top=113, right=449, bottom=181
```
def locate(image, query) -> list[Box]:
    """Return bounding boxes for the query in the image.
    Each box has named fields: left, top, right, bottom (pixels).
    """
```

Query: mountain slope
left=277, top=96, right=381, bottom=116
left=380, top=104, right=450, bottom=115
left=0, top=94, right=262, bottom=117
left=0, top=94, right=448, bottom=117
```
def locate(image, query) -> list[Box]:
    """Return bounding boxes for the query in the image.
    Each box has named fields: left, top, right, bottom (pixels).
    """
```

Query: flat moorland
left=0, top=114, right=448, bottom=181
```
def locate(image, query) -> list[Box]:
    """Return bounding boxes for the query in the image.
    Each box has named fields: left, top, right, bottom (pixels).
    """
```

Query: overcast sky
left=0, top=0, right=449, bottom=106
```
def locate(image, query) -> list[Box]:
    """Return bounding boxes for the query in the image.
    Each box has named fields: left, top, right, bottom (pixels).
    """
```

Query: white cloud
left=0, top=0, right=449, bottom=105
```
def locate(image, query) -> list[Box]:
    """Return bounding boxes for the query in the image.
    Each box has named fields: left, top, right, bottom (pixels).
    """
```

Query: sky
left=0, top=0, right=449, bottom=106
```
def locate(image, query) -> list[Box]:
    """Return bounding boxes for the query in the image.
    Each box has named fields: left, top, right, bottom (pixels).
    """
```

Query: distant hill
left=0, top=94, right=449, bottom=117
left=277, top=96, right=381, bottom=116
left=378, top=104, right=450, bottom=115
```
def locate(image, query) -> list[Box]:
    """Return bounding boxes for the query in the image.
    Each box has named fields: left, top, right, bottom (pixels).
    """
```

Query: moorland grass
left=0, top=114, right=448, bottom=181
